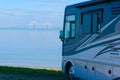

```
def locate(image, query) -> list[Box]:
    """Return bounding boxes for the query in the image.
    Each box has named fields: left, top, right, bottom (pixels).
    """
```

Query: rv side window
left=82, top=10, right=103, bottom=34
left=71, top=22, right=75, bottom=38
left=83, top=13, right=92, bottom=34
left=65, top=22, right=70, bottom=38
left=65, top=15, right=75, bottom=39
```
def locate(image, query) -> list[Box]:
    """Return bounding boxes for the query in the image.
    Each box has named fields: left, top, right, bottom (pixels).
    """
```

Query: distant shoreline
left=0, top=26, right=62, bottom=30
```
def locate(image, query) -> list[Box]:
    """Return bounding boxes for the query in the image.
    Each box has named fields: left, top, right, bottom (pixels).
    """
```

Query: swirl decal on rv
left=94, top=42, right=120, bottom=58
left=94, top=21, right=120, bottom=58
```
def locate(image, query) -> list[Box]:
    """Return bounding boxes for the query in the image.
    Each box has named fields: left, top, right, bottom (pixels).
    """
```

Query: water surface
left=0, top=29, right=62, bottom=68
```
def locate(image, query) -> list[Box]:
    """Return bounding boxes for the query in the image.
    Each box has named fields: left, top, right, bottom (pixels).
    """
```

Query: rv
left=59, top=0, right=120, bottom=80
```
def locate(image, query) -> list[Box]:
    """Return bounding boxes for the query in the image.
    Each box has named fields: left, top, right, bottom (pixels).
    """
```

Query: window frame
left=81, top=8, right=103, bottom=24
left=81, top=8, right=103, bottom=34
left=64, top=15, right=76, bottom=39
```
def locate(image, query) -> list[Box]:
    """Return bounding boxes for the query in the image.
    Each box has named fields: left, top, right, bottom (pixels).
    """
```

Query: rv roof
left=67, top=0, right=118, bottom=8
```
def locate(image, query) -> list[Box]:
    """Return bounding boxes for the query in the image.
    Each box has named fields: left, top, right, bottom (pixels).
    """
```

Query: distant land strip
left=0, top=25, right=62, bottom=30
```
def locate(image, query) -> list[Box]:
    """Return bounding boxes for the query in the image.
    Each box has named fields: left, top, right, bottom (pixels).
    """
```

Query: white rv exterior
left=60, top=0, right=120, bottom=80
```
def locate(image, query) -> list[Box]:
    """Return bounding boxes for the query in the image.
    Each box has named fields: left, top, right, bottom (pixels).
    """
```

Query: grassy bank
left=0, top=66, right=70, bottom=80
left=0, top=66, right=63, bottom=77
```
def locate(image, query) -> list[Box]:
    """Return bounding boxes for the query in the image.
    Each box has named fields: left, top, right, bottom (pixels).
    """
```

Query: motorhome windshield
left=64, top=15, right=76, bottom=39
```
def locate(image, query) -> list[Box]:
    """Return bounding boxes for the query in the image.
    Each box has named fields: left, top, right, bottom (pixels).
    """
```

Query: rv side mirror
left=59, top=30, right=64, bottom=41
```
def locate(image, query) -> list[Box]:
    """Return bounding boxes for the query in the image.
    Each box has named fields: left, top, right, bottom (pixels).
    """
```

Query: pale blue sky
left=0, top=0, right=89, bottom=27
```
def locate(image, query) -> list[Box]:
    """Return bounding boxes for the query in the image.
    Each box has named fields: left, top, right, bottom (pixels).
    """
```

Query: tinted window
left=83, top=13, right=92, bottom=34
left=64, top=15, right=75, bottom=39
left=92, top=13, right=98, bottom=33
left=71, top=22, right=75, bottom=38
left=65, top=22, right=70, bottom=38
left=82, top=10, right=103, bottom=34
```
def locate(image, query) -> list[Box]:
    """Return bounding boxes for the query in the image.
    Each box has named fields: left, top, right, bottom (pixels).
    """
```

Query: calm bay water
left=0, top=28, right=62, bottom=68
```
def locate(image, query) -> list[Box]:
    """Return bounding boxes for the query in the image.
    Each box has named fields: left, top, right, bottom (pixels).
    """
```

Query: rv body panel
left=61, top=0, right=120, bottom=80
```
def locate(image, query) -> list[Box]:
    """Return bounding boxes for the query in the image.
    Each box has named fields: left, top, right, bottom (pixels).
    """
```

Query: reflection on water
left=0, top=29, right=62, bottom=68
